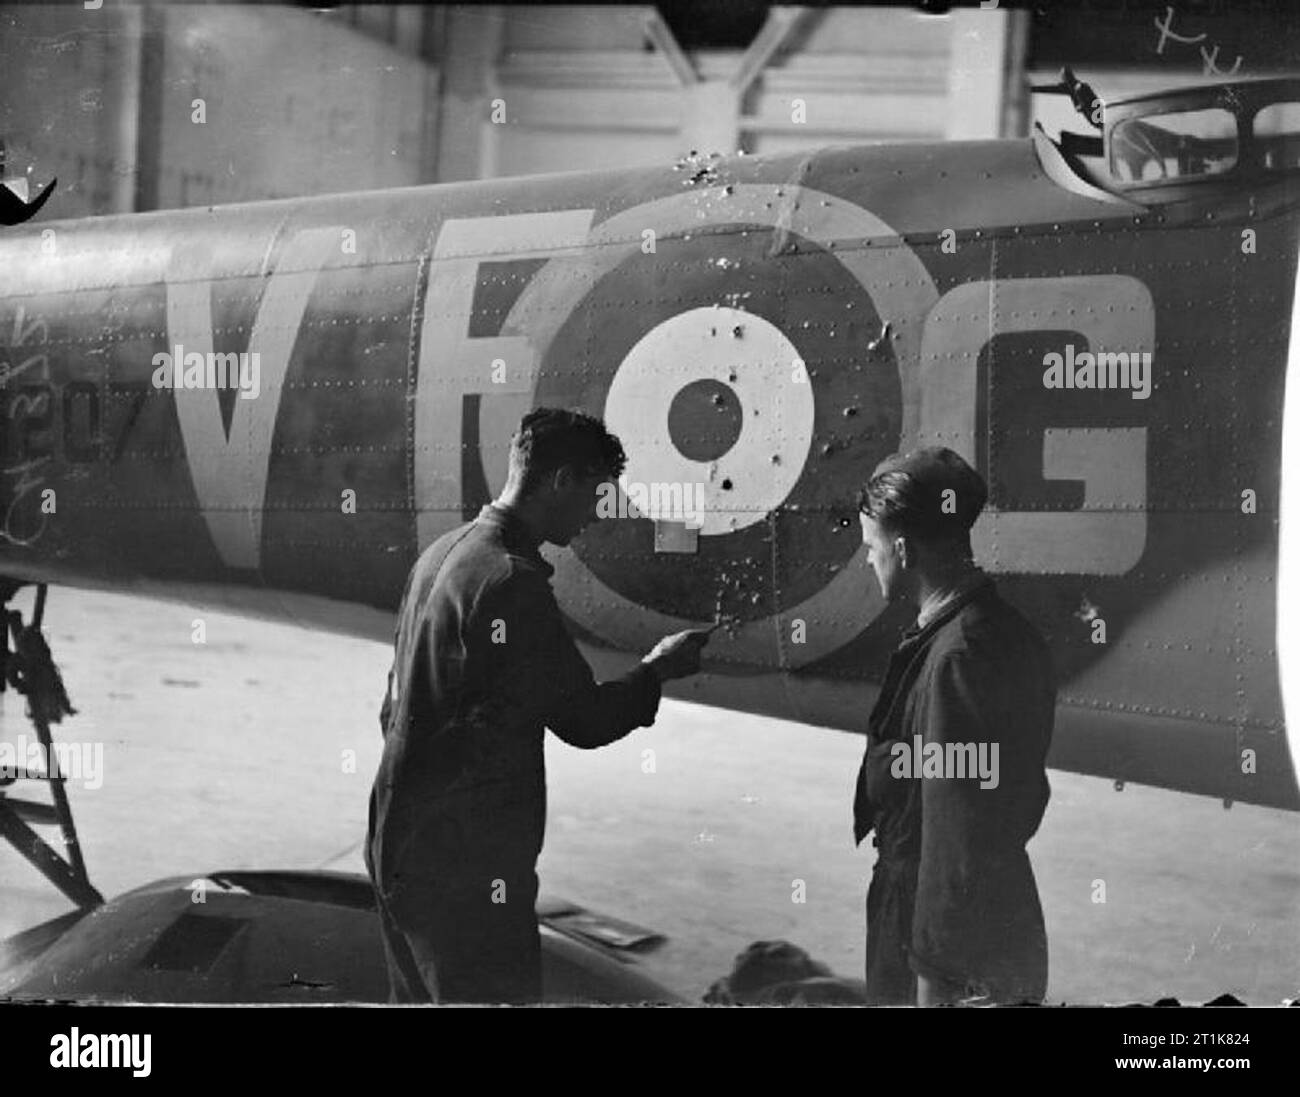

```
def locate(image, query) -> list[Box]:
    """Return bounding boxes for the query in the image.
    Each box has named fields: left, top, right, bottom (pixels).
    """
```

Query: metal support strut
left=0, top=583, right=103, bottom=908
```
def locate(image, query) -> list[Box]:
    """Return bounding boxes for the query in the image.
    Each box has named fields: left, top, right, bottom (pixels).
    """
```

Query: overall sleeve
left=379, top=666, right=394, bottom=733
left=909, top=651, right=998, bottom=986
left=380, top=566, right=418, bottom=735
left=469, top=563, right=661, bottom=748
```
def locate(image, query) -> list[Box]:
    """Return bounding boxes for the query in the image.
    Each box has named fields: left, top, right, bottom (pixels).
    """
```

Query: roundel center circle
left=602, top=306, right=816, bottom=536
left=667, top=380, right=742, bottom=461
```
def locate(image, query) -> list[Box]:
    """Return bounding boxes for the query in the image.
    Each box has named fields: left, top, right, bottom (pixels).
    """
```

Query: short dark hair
left=510, top=407, right=626, bottom=493
left=856, top=447, right=987, bottom=547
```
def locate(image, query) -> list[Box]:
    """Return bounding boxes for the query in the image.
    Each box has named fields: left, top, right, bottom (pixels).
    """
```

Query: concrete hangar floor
left=0, top=587, right=1296, bottom=1005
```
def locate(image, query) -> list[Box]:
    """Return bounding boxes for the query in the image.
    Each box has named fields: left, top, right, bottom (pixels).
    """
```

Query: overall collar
left=477, top=503, right=554, bottom=576
left=900, top=571, right=994, bottom=648
left=916, top=568, right=990, bottom=629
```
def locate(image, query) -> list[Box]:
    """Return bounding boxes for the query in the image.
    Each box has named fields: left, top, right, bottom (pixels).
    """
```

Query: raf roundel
left=501, top=184, right=939, bottom=668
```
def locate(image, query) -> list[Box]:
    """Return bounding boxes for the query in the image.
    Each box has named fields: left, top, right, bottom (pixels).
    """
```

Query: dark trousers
left=374, top=863, right=542, bottom=1004
left=865, top=851, right=1049, bottom=1005
left=865, top=855, right=919, bottom=1005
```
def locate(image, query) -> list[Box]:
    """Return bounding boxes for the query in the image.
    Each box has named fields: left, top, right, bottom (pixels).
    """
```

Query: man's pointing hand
left=642, top=628, right=713, bottom=682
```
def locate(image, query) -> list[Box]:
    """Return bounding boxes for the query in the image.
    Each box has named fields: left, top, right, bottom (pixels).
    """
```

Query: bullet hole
left=712, top=392, right=726, bottom=406
left=721, top=478, right=734, bottom=490
left=770, top=454, right=781, bottom=465
left=866, top=321, right=891, bottom=351
left=728, top=371, right=737, bottom=382
left=675, top=152, right=721, bottom=187
left=843, top=406, right=859, bottom=418
left=732, top=325, right=743, bottom=338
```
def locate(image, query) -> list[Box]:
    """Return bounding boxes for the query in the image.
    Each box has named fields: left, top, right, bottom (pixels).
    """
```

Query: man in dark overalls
left=366, top=407, right=709, bottom=1003
left=852, top=448, right=1056, bottom=1005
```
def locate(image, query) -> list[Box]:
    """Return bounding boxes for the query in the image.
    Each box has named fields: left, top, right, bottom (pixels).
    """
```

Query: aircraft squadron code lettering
left=1, top=193, right=1154, bottom=585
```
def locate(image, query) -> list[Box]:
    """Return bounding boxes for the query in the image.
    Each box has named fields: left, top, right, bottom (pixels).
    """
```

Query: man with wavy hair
left=367, top=407, right=710, bottom=1003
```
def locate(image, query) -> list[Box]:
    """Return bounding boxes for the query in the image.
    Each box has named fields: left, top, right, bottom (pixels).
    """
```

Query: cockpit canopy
left=1107, top=78, right=1300, bottom=188
left=1046, top=76, right=1300, bottom=204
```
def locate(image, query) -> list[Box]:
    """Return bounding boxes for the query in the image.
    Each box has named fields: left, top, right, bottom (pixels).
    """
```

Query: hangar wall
left=0, top=2, right=434, bottom=218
